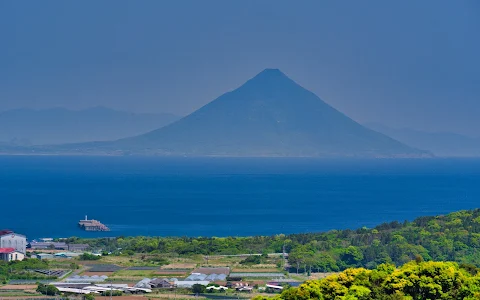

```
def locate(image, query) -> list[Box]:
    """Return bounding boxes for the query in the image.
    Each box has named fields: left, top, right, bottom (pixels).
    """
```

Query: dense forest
left=253, top=261, right=480, bottom=300
left=74, top=209, right=480, bottom=272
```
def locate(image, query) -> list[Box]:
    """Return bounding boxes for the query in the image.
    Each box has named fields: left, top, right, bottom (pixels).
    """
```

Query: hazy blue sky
left=1, top=1, right=479, bottom=135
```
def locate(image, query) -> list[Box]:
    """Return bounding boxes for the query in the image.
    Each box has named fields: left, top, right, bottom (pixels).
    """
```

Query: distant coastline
left=0, top=151, right=435, bottom=158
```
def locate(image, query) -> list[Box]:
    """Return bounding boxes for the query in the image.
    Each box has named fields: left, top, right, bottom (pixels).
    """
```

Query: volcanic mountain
left=87, top=68, right=425, bottom=157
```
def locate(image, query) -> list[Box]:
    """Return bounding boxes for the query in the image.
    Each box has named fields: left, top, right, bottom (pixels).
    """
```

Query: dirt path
left=0, top=285, right=37, bottom=290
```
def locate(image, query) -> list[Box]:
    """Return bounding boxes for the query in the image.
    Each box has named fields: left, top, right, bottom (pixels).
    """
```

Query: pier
left=78, top=216, right=110, bottom=232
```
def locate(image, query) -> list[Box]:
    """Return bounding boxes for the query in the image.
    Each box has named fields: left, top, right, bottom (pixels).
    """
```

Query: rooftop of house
left=0, top=247, right=16, bottom=254
left=150, top=278, right=173, bottom=284
left=0, top=230, right=13, bottom=236
left=30, top=242, right=67, bottom=246
left=0, top=230, right=26, bottom=238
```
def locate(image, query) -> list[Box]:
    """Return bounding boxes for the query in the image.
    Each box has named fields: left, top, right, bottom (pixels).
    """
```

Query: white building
left=0, top=230, right=27, bottom=254
left=0, top=248, right=25, bottom=261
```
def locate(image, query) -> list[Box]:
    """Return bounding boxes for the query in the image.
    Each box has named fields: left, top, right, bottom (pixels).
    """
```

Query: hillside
left=104, top=69, right=428, bottom=157
left=366, top=122, right=480, bottom=157
left=82, top=208, right=480, bottom=272
left=0, top=107, right=180, bottom=145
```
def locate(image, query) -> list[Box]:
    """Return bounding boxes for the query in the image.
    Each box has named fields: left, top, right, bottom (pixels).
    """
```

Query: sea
left=1, top=156, right=479, bottom=240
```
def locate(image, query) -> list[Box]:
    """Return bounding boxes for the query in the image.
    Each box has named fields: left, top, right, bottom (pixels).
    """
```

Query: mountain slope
left=0, top=107, right=180, bottom=145
left=105, top=69, right=427, bottom=157
left=366, top=123, right=480, bottom=157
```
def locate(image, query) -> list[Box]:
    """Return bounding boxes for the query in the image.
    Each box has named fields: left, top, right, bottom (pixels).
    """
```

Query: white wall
left=0, top=233, right=27, bottom=254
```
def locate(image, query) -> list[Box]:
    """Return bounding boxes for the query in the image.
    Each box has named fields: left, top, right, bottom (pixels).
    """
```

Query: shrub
left=192, top=283, right=206, bottom=294
left=79, top=253, right=101, bottom=261
left=85, top=294, right=96, bottom=300
left=101, top=290, right=122, bottom=296
left=36, top=283, right=59, bottom=296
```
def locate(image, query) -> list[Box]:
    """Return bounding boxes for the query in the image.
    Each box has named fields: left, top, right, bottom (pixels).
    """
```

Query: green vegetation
left=79, top=252, right=101, bottom=260
left=36, top=283, right=59, bottom=296
left=0, top=291, right=41, bottom=297
left=192, top=283, right=207, bottom=294
left=253, top=261, right=480, bottom=300
left=240, top=253, right=269, bottom=265
left=101, top=290, right=122, bottom=296
left=79, top=209, right=480, bottom=272
left=0, top=258, right=57, bottom=281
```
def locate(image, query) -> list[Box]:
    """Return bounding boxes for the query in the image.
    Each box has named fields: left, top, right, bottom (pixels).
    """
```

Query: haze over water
left=1, top=156, right=479, bottom=239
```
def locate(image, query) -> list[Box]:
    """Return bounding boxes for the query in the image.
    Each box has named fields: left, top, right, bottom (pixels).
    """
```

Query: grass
left=148, top=295, right=205, bottom=299
left=81, top=253, right=188, bottom=268
left=0, top=291, right=41, bottom=297
left=232, top=267, right=280, bottom=272
left=161, top=263, right=197, bottom=269
left=90, top=255, right=148, bottom=266
left=289, top=274, right=310, bottom=281
left=80, top=253, right=280, bottom=269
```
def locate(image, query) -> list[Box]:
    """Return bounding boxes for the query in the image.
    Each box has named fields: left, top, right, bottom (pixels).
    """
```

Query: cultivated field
left=0, top=285, right=37, bottom=290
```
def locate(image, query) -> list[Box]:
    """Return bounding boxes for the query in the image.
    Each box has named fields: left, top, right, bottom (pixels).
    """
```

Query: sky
left=1, top=0, right=479, bottom=136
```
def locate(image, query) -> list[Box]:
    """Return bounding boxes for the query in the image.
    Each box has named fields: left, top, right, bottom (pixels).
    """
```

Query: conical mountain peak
left=79, top=69, right=429, bottom=158
left=243, top=68, right=298, bottom=91
left=259, top=68, right=285, bottom=75
left=252, top=68, right=289, bottom=80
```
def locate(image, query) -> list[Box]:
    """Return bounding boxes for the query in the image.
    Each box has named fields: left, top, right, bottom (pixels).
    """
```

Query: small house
left=0, top=247, right=25, bottom=261
left=36, top=253, right=55, bottom=260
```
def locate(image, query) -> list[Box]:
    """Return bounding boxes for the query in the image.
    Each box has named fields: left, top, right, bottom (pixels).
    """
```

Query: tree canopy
left=254, top=261, right=480, bottom=300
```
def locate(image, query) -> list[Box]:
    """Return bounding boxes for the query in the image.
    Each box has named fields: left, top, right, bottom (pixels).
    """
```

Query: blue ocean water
left=1, top=156, right=479, bottom=240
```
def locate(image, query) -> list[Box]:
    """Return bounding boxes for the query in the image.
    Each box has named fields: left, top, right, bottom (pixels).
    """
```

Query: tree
left=240, top=255, right=262, bottom=265
left=340, top=246, right=363, bottom=266
left=36, top=283, right=59, bottom=296
left=192, top=283, right=206, bottom=294
left=288, top=245, right=313, bottom=274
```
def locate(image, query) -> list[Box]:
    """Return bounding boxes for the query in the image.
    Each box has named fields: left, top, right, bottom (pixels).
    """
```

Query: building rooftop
left=0, top=230, right=26, bottom=238
left=0, top=230, right=13, bottom=236
left=30, top=242, right=67, bottom=247
left=0, top=248, right=16, bottom=254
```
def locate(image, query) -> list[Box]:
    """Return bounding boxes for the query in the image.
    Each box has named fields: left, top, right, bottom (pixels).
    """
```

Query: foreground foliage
left=254, top=261, right=480, bottom=300
left=74, top=209, right=480, bottom=272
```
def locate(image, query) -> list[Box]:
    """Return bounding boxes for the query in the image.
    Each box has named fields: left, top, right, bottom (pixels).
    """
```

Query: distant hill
left=63, top=69, right=427, bottom=157
left=0, top=107, right=180, bottom=145
left=366, top=123, right=480, bottom=157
